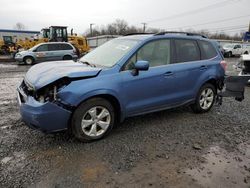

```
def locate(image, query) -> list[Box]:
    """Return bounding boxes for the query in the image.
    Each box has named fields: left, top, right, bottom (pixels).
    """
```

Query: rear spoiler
left=217, top=76, right=250, bottom=104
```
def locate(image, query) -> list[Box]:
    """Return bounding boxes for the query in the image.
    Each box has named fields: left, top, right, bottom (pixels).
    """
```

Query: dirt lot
left=0, top=59, right=250, bottom=188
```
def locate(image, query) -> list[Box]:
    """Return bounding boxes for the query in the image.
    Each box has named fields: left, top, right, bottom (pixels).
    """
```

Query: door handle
left=200, top=65, right=208, bottom=70
left=164, top=71, right=174, bottom=76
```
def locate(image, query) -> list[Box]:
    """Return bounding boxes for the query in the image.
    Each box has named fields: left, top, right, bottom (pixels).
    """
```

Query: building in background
left=0, top=29, right=39, bottom=43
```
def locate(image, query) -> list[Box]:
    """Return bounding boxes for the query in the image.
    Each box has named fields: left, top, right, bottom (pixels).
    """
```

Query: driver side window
left=35, top=44, right=48, bottom=52
left=124, top=39, right=171, bottom=70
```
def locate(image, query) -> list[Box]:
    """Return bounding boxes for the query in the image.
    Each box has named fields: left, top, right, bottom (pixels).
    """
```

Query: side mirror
left=132, top=60, right=149, bottom=76
left=135, top=60, right=149, bottom=71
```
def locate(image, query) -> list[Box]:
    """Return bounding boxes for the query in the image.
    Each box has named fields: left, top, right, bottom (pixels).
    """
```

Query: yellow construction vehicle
left=16, top=28, right=50, bottom=50
left=48, top=26, right=90, bottom=55
left=0, top=36, right=16, bottom=55
left=0, top=26, right=90, bottom=56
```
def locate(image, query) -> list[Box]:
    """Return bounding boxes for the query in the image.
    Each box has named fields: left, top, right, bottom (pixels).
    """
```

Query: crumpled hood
left=25, top=61, right=102, bottom=90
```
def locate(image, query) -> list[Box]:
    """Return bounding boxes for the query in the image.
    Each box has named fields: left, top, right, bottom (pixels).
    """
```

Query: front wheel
left=191, top=83, right=216, bottom=113
left=24, top=56, right=34, bottom=65
left=71, top=98, right=115, bottom=142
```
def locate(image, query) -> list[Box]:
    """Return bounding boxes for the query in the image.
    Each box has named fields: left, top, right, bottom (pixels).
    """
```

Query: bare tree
left=14, top=22, right=26, bottom=30
left=114, top=19, right=128, bottom=35
left=83, top=19, right=245, bottom=41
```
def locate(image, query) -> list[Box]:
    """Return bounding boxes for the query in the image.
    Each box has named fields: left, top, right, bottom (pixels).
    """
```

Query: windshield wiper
left=79, top=60, right=96, bottom=67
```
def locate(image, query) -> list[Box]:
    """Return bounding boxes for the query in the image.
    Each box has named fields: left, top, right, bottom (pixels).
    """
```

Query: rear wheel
left=191, top=83, right=216, bottom=113
left=63, top=55, right=72, bottom=60
left=71, top=98, right=115, bottom=142
left=24, top=56, right=34, bottom=65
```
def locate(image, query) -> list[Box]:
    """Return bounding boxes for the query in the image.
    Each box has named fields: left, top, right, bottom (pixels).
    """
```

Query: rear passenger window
left=175, top=39, right=200, bottom=63
left=61, top=44, right=73, bottom=50
left=199, top=41, right=217, bottom=60
left=48, top=44, right=60, bottom=51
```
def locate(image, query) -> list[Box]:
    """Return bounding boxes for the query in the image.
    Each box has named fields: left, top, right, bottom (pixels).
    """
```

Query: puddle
left=186, top=143, right=250, bottom=188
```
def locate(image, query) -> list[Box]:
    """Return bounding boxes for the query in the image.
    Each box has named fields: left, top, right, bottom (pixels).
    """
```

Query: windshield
left=29, top=44, right=40, bottom=51
left=223, top=44, right=234, bottom=48
left=80, top=38, right=139, bottom=67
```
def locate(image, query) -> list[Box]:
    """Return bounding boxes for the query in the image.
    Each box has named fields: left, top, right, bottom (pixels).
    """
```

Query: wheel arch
left=63, top=54, right=73, bottom=60
left=23, top=55, right=35, bottom=62
left=70, top=92, right=124, bottom=126
left=196, top=76, right=222, bottom=95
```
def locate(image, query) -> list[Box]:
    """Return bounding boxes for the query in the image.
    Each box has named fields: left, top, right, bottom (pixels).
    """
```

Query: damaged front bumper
left=17, top=86, right=72, bottom=133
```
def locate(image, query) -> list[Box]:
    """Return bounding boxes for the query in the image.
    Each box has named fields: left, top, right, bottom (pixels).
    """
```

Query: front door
left=120, top=39, right=179, bottom=116
left=33, top=44, right=49, bottom=62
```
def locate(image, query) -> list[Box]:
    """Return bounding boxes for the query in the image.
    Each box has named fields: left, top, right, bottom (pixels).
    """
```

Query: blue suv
left=17, top=32, right=226, bottom=142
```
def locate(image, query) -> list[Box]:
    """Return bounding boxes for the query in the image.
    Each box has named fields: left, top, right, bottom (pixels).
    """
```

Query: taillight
left=220, top=60, right=227, bottom=71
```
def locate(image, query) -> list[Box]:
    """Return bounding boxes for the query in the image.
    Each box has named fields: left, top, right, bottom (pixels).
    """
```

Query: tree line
left=84, top=19, right=246, bottom=41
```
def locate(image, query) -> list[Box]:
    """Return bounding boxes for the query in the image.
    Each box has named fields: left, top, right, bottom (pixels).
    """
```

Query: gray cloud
left=0, top=0, right=249, bottom=35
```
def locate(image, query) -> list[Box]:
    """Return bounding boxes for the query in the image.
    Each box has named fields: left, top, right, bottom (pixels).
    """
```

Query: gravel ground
left=0, top=59, right=250, bottom=188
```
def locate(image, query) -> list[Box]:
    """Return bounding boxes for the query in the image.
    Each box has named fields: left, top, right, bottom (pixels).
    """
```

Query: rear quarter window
left=198, top=40, right=218, bottom=59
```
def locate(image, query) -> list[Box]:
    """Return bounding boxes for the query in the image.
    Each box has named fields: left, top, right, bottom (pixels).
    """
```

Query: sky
left=0, top=0, right=249, bottom=35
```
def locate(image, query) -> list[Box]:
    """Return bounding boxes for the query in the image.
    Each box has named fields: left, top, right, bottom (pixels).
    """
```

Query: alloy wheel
left=199, top=88, right=214, bottom=110
left=81, top=106, right=111, bottom=137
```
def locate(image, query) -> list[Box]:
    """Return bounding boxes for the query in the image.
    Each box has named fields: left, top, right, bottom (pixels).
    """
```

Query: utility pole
left=90, top=23, right=95, bottom=36
left=142, top=23, right=147, bottom=33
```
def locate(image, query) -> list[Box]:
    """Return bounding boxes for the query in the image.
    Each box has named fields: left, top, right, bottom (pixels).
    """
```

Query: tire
left=228, top=51, right=232, bottom=58
left=63, top=55, right=72, bottom=60
left=24, top=56, right=34, bottom=65
left=71, top=98, right=115, bottom=142
left=191, top=83, right=216, bottom=113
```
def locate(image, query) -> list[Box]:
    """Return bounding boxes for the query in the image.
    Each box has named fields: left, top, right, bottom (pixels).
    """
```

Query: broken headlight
left=35, top=78, right=70, bottom=103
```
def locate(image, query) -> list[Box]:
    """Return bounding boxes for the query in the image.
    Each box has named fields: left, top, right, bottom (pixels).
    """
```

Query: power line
left=146, top=0, right=241, bottom=24
left=211, top=27, right=247, bottom=32
left=166, top=14, right=250, bottom=30
left=208, top=25, right=247, bottom=31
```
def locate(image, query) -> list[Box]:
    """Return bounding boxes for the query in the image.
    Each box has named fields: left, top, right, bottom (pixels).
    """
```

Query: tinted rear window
left=48, top=44, right=60, bottom=51
left=61, top=44, right=73, bottom=50
left=199, top=40, right=217, bottom=60
left=48, top=43, right=73, bottom=51
left=175, top=39, right=200, bottom=63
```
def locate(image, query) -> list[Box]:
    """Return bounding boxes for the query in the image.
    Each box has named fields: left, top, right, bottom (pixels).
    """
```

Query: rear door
left=169, top=39, right=206, bottom=100
left=47, top=43, right=62, bottom=61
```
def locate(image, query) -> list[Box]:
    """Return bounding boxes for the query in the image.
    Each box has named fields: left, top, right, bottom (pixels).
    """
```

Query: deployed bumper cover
left=17, top=87, right=71, bottom=133
left=217, top=75, right=250, bottom=104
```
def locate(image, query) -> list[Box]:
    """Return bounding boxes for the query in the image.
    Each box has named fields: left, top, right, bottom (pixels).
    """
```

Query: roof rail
left=154, top=31, right=207, bottom=38
left=124, top=32, right=154, bottom=36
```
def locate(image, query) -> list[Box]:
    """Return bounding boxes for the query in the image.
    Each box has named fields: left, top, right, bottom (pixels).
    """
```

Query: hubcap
left=199, top=88, right=214, bottom=110
left=81, top=106, right=111, bottom=137
left=26, top=58, right=32, bottom=64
